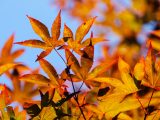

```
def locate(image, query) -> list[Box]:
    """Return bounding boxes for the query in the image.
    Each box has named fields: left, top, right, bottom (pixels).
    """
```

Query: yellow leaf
left=75, top=17, right=96, bottom=43
left=118, top=57, right=130, bottom=73
left=63, top=24, right=73, bottom=46
left=145, top=44, right=154, bottom=85
left=118, top=57, right=138, bottom=93
left=0, top=63, right=17, bottom=75
left=87, top=59, right=117, bottom=80
left=80, top=44, right=94, bottom=77
left=15, top=40, right=50, bottom=50
left=51, top=10, right=61, bottom=42
left=99, top=96, right=140, bottom=119
left=65, top=49, right=82, bottom=79
left=147, top=38, right=160, bottom=51
left=27, top=15, right=50, bottom=43
left=82, top=37, right=107, bottom=47
left=33, top=106, right=57, bottom=120
left=39, top=59, right=59, bottom=86
left=19, top=74, right=50, bottom=86
left=117, top=113, right=133, bottom=120
left=134, top=58, right=145, bottom=80
left=1, top=34, right=14, bottom=58
left=150, top=30, right=160, bottom=38
left=91, top=77, right=123, bottom=88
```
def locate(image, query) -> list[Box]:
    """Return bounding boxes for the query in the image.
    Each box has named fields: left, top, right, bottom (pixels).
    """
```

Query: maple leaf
left=7, top=68, right=50, bottom=104
left=90, top=54, right=160, bottom=119
left=19, top=59, right=65, bottom=91
left=146, top=30, right=160, bottom=51
left=0, top=106, right=27, bottom=120
left=61, top=41, right=117, bottom=88
left=0, top=34, right=24, bottom=75
left=0, top=63, right=17, bottom=76
left=15, top=10, right=64, bottom=60
left=134, top=43, right=160, bottom=90
left=0, top=85, right=11, bottom=109
left=82, top=58, right=139, bottom=118
left=94, top=87, right=160, bottom=119
left=10, top=106, right=27, bottom=120
left=32, top=106, right=57, bottom=120
left=62, top=19, right=106, bottom=55
left=91, top=57, right=138, bottom=98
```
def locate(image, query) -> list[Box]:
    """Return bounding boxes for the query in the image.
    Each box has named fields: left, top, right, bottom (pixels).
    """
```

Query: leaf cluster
left=0, top=4, right=160, bottom=120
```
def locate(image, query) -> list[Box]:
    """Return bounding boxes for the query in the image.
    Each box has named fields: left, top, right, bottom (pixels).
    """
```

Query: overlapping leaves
left=134, top=43, right=160, bottom=90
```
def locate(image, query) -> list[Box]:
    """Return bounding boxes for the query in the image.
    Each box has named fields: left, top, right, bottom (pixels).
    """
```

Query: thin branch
left=136, top=93, right=147, bottom=114
left=78, top=81, right=84, bottom=92
left=144, top=89, right=155, bottom=120
left=54, top=48, right=86, bottom=120
left=54, top=48, right=67, bottom=65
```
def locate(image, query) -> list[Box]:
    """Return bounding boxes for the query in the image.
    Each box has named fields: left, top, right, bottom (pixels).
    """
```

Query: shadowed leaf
left=65, top=49, right=82, bottom=79
left=63, top=24, right=73, bottom=46
left=33, top=106, right=57, bottom=120
left=80, top=43, right=94, bottom=77
left=98, top=87, right=110, bottom=97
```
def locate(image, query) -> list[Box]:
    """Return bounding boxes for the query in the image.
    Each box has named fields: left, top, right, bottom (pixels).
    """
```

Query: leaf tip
left=26, top=15, right=30, bottom=19
left=35, top=55, right=40, bottom=62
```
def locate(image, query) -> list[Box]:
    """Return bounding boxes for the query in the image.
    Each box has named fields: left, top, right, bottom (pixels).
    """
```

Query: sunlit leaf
left=82, top=37, right=107, bottom=47
left=39, top=59, right=59, bottom=86
left=75, top=17, right=96, bottom=43
left=51, top=10, right=61, bottom=43
left=0, top=63, right=17, bottom=75
left=19, top=74, right=50, bottom=86
left=35, top=49, right=52, bottom=61
left=150, top=30, right=160, bottom=38
left=118, top=57, right=138, bottom=93
left=1, top=34, right=14, bottom=58
left=27, top=15, right=50, bottom=44
left=87, top=59, right=117, bottom=80
left=63, top=24, right=73, bottom=46
left=134, top=58, right=145, bottom=80
left=65, top=49, right=82, bottom=79
left=33, top=106, right=57, bottom=120
left=15, top=40, right=49, bottom=50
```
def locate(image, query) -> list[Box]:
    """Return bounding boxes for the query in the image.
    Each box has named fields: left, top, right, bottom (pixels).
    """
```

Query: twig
left=144, top=89, right=155, bottom=120
left=54, top=48, right=86, bottom=120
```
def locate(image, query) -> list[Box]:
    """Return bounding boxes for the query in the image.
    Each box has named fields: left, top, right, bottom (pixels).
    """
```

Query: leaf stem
left=144, top=89, right=155, bottom=120
left=54, top=48, right=67, bottom=65
left=54, top=48, right=86, bottom=120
